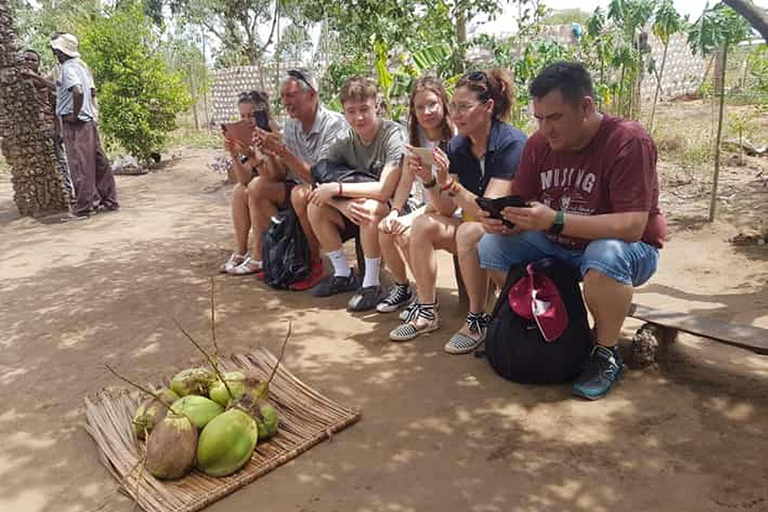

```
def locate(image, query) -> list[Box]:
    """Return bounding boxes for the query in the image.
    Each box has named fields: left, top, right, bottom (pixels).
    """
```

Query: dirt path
left=1, top=149, right=767, bottom=512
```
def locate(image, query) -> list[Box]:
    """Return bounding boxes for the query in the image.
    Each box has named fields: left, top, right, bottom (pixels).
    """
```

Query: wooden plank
left=628, top=303, right=768, bottom=354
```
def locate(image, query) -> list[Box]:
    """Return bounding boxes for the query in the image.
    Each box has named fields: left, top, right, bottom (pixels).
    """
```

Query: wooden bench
left=627, top=303, right=768, bottom=367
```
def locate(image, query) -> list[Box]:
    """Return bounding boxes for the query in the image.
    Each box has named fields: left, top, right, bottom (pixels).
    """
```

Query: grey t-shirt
left=327, top=119, right=406, bottom=178
left=283, top=106, right=347, bottom=172
left=55, top=58, right=96, bottom=122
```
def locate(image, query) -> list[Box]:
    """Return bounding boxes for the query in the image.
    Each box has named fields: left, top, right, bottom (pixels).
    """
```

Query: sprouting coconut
left=196, top=409, right=258, bottom=477
left=170, top=367, right=215, bottom=397
left=236, top=389, right=279, bottom=441
left=132, top=388, right=179, bottom=439
left=170, top=395, right=223, bottom=429
left=208, top=371, right=246, bottom=407
left=145, top=412, right=198, bottom=480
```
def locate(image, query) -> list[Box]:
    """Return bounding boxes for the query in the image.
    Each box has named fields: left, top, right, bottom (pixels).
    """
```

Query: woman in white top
left=376, top=77, right=455, bottom=314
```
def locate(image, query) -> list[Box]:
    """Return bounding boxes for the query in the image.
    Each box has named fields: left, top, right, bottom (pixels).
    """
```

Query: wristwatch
left=548, top=209, right=565, bottom=234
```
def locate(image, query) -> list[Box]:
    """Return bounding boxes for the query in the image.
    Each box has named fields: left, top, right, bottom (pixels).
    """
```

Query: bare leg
left=307, top=202, right=345, bottom=253
left=380, top=229, right=411, bottom=284
left=583, top=269, right=633, bottom=347
left=455, top=222, right=488, bottom=314
left=291, top=184, right=320, bottom=261
left=231, top=183, right=250, bottom=255
left=358, top=199, right=388, bottom=259
left=409, top=213, right=459, bottom=304
left=246, top=177, right=287, bottom=259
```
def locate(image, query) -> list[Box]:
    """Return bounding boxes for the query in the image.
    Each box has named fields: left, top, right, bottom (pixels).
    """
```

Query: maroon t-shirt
left=514, top=115, right=667, bottom=249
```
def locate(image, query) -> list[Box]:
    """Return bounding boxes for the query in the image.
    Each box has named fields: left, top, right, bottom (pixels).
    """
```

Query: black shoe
left=376, top=283, right=413, bottom=313
left=312, top=273, right=358, bottom=297
left=347, top=285, right=384, bottom=312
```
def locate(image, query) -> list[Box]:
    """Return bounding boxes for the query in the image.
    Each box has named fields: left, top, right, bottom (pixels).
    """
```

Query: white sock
left=327, top=249, right=351, bottom=277
left=362, top=257, right=381, bottom=288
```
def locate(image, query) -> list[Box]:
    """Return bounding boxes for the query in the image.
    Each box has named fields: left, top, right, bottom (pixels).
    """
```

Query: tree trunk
left=722, top=0, right=768, bottom=42
left=0, top=0, right=70, bottom=217
left=188, top=64, right=199, bottom=130
left=455, top=8, right=467, bottom=69
left=709, top=45, right=727, bottom=223
left=649, top=42, right=669, bottom=132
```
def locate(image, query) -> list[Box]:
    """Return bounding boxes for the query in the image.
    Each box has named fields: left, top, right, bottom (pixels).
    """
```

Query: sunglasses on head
left=466, top=70, right=487, bottom=82
left=286, top=69, right=313, bottom=90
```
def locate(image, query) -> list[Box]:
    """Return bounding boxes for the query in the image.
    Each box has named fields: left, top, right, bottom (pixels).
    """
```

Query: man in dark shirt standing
left=478, top=62, right=666, bottom=400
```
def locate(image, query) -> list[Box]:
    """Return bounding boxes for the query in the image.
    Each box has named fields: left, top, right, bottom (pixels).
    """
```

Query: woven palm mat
left=85, top=349, right=361, bottom=512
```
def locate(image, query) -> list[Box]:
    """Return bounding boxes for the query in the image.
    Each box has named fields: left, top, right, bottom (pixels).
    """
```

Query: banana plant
left=648, top=0, right=683, bottom=132
left=608, top=0, right=657, bottom=119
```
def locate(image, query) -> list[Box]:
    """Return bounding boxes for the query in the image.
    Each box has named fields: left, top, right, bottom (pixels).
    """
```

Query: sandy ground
left=1, top=147, right=768, bottom=512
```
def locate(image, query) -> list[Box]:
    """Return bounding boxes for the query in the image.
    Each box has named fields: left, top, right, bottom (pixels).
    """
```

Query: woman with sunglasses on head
left=376, top=77, right=455, bottom=315
left=389, top=69, right=526, bottom=353
left=221, top=91, right=283, bottom=275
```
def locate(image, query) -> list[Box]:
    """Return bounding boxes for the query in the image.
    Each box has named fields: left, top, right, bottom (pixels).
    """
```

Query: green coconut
left=145, top=412, right=198, bottom=480
left=208, top=371, right=246, bottom=407
left=170, top=367, right=215, bottom=397
left=196, top=409, right=258, bottom=477
left=170, top=395, right=223, bottom=429
left=253, top=402, right=279, bottom=440
left=132, top=388, right=180, bottom=440
left=235, top=388, right=279, bottom=441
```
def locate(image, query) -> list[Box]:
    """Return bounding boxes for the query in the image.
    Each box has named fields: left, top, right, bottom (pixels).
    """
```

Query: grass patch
left=166, top=128, right=223, bottom=150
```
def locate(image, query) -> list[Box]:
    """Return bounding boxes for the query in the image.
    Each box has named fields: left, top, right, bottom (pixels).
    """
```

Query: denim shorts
left=478, top=231, right=659, bottom=286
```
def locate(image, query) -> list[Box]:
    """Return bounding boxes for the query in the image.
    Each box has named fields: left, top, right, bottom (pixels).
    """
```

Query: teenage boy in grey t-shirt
left=307, top=76, right=406, bottom=312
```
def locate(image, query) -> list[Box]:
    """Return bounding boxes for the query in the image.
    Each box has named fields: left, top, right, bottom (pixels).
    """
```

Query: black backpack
left=484, top=258, right=592, bottom=384
left=261, top=207, right=310, bottom=289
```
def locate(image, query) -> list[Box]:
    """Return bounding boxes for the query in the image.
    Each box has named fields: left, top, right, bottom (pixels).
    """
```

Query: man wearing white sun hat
left=51, top=33, right=118, bottom=220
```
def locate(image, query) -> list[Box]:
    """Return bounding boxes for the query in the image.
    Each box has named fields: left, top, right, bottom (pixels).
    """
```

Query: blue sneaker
left=572, top=345, right=624, bottom=400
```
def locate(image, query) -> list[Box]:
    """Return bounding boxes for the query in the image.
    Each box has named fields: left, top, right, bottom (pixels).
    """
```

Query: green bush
left=79, top=2, right=191, bottom=163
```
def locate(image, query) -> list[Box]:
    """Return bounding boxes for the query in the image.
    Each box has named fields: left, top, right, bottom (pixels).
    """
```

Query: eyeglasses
left=286, top=69, right=314, bottom=91
left=449, top=101, right=484, bottom=116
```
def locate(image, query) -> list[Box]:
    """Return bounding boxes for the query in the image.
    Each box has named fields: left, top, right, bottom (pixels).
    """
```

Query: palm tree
left=648, top=0, right=683, bottom=132
left=688, top=2, right=753, bottom=222
left=0, top=0, right=70, bottom=216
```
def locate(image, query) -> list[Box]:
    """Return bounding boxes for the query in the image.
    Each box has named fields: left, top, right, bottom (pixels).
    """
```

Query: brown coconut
left=145, top=412, right=198, bottom=480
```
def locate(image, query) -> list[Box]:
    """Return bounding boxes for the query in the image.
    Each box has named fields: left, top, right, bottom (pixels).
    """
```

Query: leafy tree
left=688, top=2, right=752, bottom=221
left=80, top=2, right=192, bottom=162
left=169, top=0, right=277, bottom=66
left=648, top=0, right=683, bottom=131
left=14, top=0, right=101, bottom=71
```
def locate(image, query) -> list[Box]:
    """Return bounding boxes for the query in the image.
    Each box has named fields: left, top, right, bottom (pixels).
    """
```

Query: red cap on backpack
left=507, top=263, right=568, bottom=342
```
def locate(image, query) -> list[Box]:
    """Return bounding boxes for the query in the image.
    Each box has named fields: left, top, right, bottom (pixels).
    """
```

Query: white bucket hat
left=51, top=33, right=81, bottom=58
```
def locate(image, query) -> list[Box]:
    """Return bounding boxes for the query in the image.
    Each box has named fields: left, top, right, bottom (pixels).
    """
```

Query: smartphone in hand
left=475, top=195, right=529, bottom=229
left=408, top=146, right=435, bottom=169
left=221, top=120, right=255, bottom=147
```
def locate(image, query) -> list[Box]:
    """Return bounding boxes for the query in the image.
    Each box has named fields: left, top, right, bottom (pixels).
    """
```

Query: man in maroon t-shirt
left=477, top=62, right=666, bottom=400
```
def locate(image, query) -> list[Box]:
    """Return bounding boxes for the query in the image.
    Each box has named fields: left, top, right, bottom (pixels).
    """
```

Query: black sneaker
left=347, top=285, right=384, bottom=312
left=376, top=283, right=413, bottom=313
left=571, top=345, right=624, bottom=400
left=312, top=273, right=358, bottom=298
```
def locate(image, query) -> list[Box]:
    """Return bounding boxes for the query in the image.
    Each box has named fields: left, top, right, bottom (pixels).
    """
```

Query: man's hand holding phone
left=501, top=201, right=557, bottom=232
left=253, top=127, right=287, bottom=158
left=475, top=195, right=530, bottom=234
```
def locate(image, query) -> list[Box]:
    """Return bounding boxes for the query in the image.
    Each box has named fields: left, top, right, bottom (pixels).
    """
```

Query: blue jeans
left=478, top=231, right=659, bottom=286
